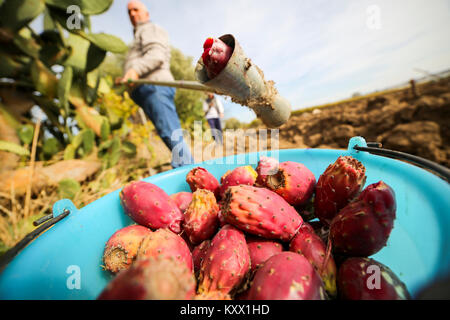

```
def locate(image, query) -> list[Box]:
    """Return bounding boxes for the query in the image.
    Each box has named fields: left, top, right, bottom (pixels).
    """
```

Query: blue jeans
left=207, top=118, right=223, bottom=144
left=130, top=84, right=194, bottom=168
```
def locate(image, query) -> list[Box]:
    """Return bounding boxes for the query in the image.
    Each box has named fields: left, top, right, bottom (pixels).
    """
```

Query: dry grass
left=0, top=153, right=168, bottom=255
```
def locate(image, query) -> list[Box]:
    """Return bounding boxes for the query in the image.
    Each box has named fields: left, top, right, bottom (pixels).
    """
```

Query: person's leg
left=208, top=118, right=223, bottom=144
left=207, top=118, right=217, bottom=141
left=213, top=118, right=223, bottom=144
left=130, top=85, right=194, bottom=168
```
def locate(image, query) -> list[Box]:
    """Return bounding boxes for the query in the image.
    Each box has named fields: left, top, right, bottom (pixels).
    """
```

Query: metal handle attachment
left=353, top=143, right=450, bottom=182
left=0, top=209, right=71, bottom=272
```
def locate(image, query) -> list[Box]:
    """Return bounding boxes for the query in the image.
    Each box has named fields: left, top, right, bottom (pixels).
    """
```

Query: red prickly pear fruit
left=180, top=231, right=195, bottom=252
left=192, top=239, right=211, bottom=275
left=217, top=208, right=227, bottom=227
left=246, top=252, right=328, bottom=300
left=202, top=37, right=233, bottom=79
left=137, top=228, right=193, bottom=272
left=198, top=225, right=250, bottom=295
left=265, top=161, right=316, bottom=206
left=289, top=223, right=337, bottom=297
left=330, top=181, right=396, bottom=257
left=170, top=192, right=193, bottom=213
left=97, top=256, right=196, bottom=300
left=186, top=167, right=220, bottom=198
left=358, top=181, right=397, bottom=230
left=337, top=257, right=410, bottom=300
left=219, top=165, right=258, bottom=198
left=103, top=225, right=152, bottom=273
left=314, top=156, right=367, bottom=226
left=255, top=156, right=279, bottom=186
left=119, top=180, right=183, bottom=233
left=221, top=185, right=303, bottom=242
left=298, top=221, right=315, bottom=234
left=183, top=189, right=220, bottom=245
left=194, top=291, right=232, bottom=300
left=246, top=236, right=283, bottom=272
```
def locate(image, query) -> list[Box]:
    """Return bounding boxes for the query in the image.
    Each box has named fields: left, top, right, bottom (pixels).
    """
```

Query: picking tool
left=124, top=34, right=292, bottom=128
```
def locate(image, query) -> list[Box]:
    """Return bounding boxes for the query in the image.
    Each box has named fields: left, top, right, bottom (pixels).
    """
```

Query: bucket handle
left=350, top=138, right=450, bottom=182
left=0, top=206, right=71, bottom=272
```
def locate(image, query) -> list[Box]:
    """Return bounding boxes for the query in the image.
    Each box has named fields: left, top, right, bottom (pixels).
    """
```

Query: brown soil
left=277, top=77, right=450, bottom=168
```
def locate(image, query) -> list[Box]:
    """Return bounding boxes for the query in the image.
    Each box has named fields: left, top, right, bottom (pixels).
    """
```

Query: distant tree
left=224, top=117, right=242, bottom=130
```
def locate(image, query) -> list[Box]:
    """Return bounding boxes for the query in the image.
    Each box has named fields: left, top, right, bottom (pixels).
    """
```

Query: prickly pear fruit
left=217, top=208, right=227, bottom=227
left=219, top=165, right=258, bottom=198
left=170, top=192, right=193, bottom=213
left=202, top=37, right=233, bottom=79
left=184, top=189, right=220, bottom=245
left=246, top=252, right=328, bottom=300
left=119, top=180, right=183, bottom=233
left=198, top=225, right=250, bottom=296
left=103, top=225, right=152, bottom=273
left=186, top=167, right=220, bottom=198
left=289, top=223, right=337, bottom=297
left=255, top=156, right=279, bottom=186
left=97, top=256, right=196, bottom=300
left=246, top=236, right=283, bottom=272
left=265, top=161, right=316, bottom=206
left=192, top=239, right=211, bottom=275
left=137, top=228, right=193, bottom=272
left=221, top=185, right=303, bottom=242
left=337, top=257, right=410, bottom=300
left=314, top=156, right=366, bottom=225
left=330, top=181, right=396, bottom=257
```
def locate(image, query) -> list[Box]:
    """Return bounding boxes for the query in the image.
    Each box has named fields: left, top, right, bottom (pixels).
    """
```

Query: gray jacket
left=124, top=21, right=174, bottom=82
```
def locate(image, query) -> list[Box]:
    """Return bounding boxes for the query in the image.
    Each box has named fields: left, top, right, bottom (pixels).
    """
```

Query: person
left=118, top=0, right=194, bottom=168
left=203, top=93, right=225, bottom=144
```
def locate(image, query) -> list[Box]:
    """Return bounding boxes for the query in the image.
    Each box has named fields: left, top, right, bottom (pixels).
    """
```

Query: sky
left=35, top=0, right=450, bottom=123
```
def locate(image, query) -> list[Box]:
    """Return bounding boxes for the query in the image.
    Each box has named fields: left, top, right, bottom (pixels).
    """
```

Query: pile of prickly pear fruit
left=98, top=155, right=410, bottom=300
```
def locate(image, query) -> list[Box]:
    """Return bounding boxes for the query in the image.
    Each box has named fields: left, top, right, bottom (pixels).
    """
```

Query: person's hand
left=114, top=76, right=123, bottom=86
left=219, top=113, right=224, bottom=119
left=121, top=69, right=139, bottom=87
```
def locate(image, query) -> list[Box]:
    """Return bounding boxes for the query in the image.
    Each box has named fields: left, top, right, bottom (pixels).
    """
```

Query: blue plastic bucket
left=0, top=137, right=449, bottom=299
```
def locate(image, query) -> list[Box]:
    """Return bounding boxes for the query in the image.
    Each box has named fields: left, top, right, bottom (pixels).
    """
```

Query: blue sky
left=35, top=0, right=450, bottom=123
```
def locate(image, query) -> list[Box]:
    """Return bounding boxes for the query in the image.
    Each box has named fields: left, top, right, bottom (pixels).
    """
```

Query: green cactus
left=0, top=140, right=30, bottom=157
left=17, top=124, right=35, bottom=145
left=45, top=0, right=113, bottom=16
left=57, top=178, right=81, bottom=200
left=31, top=59, right=58, bottom=99
left=122, top=141, right=137, bottom=158
left=81, top=32, right=128, bottom=54
left=81, top=128, right=95, bottom=155
left=0, top=0, right=45, bottom=34
left=98, top=136, right=121, bottom=168
left=58, top=66, right=73, bottom=113
left=0, top=0, right=139, bottom=173
left=42, top=137, right=62, bottom=159
left=100, top=117, right=111, bottom=141
left=63, top=144, right=76, bottom=160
